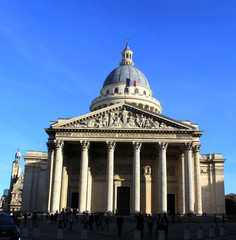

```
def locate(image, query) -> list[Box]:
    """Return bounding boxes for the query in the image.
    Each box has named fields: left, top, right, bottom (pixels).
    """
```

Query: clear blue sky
left=0, top=1, right=235, bottom=196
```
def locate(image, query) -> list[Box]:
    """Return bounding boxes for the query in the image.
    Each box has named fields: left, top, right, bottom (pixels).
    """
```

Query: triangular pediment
left=52, top=103, right=196, bottom=131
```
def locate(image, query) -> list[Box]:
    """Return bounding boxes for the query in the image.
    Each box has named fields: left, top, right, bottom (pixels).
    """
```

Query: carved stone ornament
left=133, top=141, right=142, bottom=151
left=47, top=141, right=55, bottom=151
left=200, top=166, right=215, bottom=175
left=184, top=142, right=193, bottom=151
left=106, top=141, right=116, bottom=150
left=158, top=142, right=168, bottom=151
left=143, top=166, right=151, bottom=176
left=64, top=108, right=178, bottom=130
left=80, top=140, right=90, bottom=150
left=55, top=140, right=64, bottom=149
left=193, top=144, right=201, bottom=153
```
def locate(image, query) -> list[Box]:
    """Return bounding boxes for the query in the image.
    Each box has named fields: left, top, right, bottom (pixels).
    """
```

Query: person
left=63, top=211, right=67, bottom=229
left=172, top=213, right=175, bottom=223
left=136, top=212, right=144, bottom=239
left=82, top=213, right=88, bottom=229
left=68, top=212, right=75, bottom=231
left=88, top=214, right=94, bottom=230
left=32, top=211, right=38, bottom=228
left=116, top=215, right=124, bottom=237
left=103, top=214, right=110, bottom=230
left=24, top=212, right=28, bottom=226
left=97, top=213, right=103, bottom=230
left=177, top=212, right=181, bottom=223
left=95, top=212, right=99, bottom=228
left=147, top=215, right=154, bottom=239
left=58, top=212, right=63, bottom=228
left=156, top=213, right=161, bottom=238
left=160, top=213, right=169, bottom=240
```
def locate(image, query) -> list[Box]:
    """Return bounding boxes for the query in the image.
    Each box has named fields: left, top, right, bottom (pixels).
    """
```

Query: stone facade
left=21, top=43, right=226, bottom=214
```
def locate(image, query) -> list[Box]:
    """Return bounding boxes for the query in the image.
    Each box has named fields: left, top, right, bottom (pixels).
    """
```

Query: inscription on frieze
left=58, top=132, right=179, bottom=138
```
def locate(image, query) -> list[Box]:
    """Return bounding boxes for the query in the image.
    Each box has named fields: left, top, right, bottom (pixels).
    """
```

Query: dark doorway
left=117, top=187, right=130, bottom=215
left=71, top=192, right=79, bottom=209
left=167, top=194, right=175, bottom=214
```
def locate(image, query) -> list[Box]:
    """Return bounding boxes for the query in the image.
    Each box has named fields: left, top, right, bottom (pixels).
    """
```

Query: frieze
left=56, top=131, right=182, bottom=139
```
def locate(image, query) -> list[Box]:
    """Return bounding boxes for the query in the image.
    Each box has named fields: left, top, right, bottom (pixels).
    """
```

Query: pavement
left=19, top=215, right=236, bottom=240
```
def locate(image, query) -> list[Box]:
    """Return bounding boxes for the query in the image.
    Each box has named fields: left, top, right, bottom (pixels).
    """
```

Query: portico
left=46, top=105, right=204, bottom=215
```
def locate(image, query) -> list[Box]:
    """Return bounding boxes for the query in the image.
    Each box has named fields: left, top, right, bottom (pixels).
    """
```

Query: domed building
left=22, top=43, right=226, bottom=215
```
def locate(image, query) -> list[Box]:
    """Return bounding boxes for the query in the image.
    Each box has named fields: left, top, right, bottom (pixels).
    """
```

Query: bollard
left=133, top=229, right=141, bottom=240
left=81, top=229, right=88, bottom=239
left=184, top=226, right=191, bottom=240
left=219, top=224, right=225, bottom=236
left=197, top=226, right=203, bottom=239
left=57, top=228, right=64, bottom=239
left=158, top=229, right=165, bottom=240
left=209, top=225, right=215, bottom=238
left=33, top=227, right=40, bottom=239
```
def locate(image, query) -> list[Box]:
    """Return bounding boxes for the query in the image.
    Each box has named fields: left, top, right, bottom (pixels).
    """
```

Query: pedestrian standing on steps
left=116, top=215, right=124, bottom=237
left=68, top=212, right=75, bottom=231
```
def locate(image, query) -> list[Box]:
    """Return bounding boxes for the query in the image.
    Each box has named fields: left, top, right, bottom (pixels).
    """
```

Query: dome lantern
left=120, top=41, right=134, bottom=66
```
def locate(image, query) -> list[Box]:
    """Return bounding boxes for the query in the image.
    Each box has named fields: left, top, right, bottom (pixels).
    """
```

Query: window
left=143, top=91, right=146, bottom=95
left=124, top=88, right=129, bottom=93
left=106, top=90, right=109, bottom=94
left=126, top=53, right=129, bottom=58
left=114, top=88, right=119, bottom=93
left=134, top=88, right=139, bottom=94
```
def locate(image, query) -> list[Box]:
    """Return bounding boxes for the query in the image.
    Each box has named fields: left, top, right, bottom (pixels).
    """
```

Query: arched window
left=126, top=53, right=129, bottom=58
left=124, top=88, right=129, bottom=93
left=114, top=88, right=119, bottom=93
left=143, top=91, right=146, bottom=95
left=106, top=90, right=109, bottom=94
left=134, top=88, right=139, bottom=94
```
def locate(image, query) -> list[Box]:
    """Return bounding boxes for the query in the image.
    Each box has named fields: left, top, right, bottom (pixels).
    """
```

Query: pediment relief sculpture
left=59, top=108, right=186, bottom=130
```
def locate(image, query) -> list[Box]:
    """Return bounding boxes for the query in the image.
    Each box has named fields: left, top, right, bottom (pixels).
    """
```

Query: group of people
left=135, top=212, right=169, bottom=240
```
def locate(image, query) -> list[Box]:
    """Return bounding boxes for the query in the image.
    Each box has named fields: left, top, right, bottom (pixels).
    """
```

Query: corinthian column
left=185, top=142, right=194, bottom=213
left=79, top=140, right=90, bottom=213
left=179, top=152, right=185, bottom=214
left=158, top=142, right=168, bottom=213
left=106, top=141, right=116, bottom=212
left=50, top=140, right=64, bottom=212
left=132, top=141, right=142, bottom=214
left=46, top=141, right=55, bottom=212
left=193, top=144, right=202, bottom=215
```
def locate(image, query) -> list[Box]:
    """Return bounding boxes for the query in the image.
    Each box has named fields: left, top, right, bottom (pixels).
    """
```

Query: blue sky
left=0, top=1, right=235, bottom=196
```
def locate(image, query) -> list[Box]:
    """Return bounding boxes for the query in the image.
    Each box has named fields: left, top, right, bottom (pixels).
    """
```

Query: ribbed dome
left=103, top=65, right=150, bottom=88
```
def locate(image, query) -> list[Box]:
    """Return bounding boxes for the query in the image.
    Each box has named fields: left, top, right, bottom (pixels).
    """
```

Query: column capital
left=80, top=140, right=90, bottom=150
left=184, top=142, right=193, bottom=151
left=106, top=141, right=116, bottom=150
left=193, top=144, right=201, bottom=153
left=158, top=142, right=168, bottom=151
left=132, top=141, right=142, bottom=151
left=55, top=140, right=64, bottom=149
left=179, top=151, right=184, bottom=159
left=47, top=141, right=55, bottom=151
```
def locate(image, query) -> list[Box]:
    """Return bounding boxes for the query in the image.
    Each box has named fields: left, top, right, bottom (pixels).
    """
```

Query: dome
left=103, top=65, right=150, bottom=88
